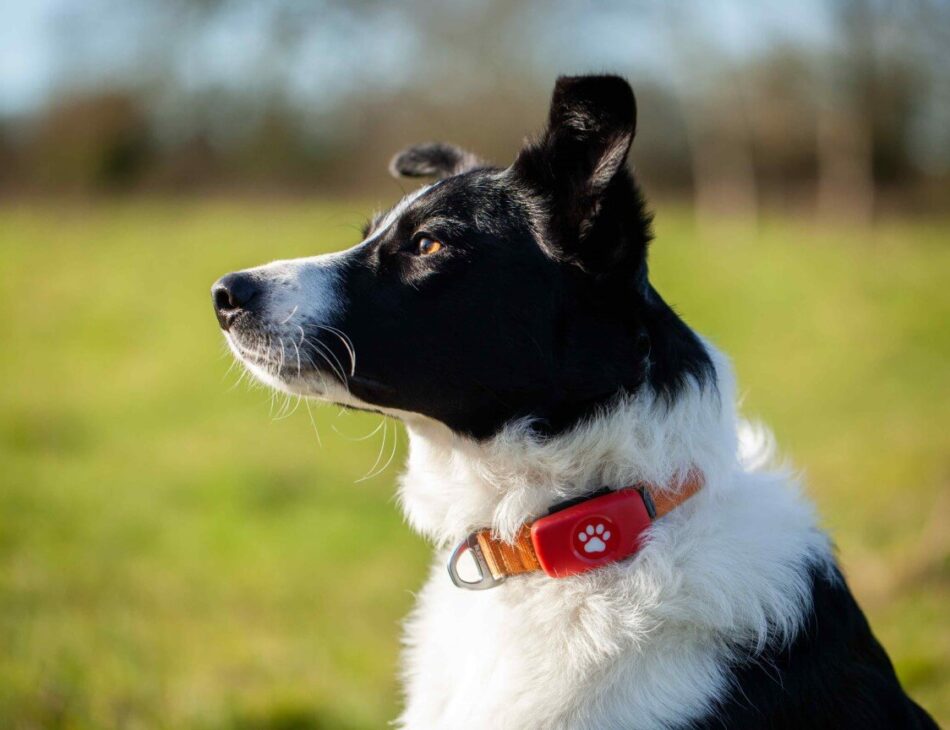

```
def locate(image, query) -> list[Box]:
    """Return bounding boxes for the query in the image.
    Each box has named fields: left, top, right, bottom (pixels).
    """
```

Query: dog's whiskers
left=357, top=417, right=390, bottom=482
left=313, top=339, right=349, bottom=389
left=274, top=394, right=302, bottom=421
left=303, top=397, right=323, bottom=448
left=316, top=324, right=357, bottom=376
left=357, top=417, right=400, bottom=482
left=296, top=330, right=350, bottom=394
left=291, top=338, right=303, bottom=379
left=332, top=415, right=385, bottom=442
left=280, top=305, right=299, bottom=325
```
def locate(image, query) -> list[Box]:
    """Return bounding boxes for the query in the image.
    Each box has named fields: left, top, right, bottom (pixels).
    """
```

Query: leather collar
left=448, top=472, right=703, bottom=589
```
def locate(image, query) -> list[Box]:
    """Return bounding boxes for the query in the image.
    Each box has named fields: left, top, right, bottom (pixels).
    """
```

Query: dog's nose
left=212, top=272, right=261, bottom=330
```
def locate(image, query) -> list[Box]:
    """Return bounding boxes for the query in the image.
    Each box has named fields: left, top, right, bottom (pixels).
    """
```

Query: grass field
left=1, top=200, right=947, bottom=729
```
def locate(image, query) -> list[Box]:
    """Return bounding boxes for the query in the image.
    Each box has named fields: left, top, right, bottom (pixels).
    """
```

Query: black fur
left=513, top=75, right=646, bottom=272
left=389, top=142, right=483, bottom=179
left=688, top=566, right=938, bottom=729
left=310, top=76, right=713, bottom=438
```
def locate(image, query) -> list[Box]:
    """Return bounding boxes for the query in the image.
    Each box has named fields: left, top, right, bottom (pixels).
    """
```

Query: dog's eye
left=416, top=236, right=443, bottom=256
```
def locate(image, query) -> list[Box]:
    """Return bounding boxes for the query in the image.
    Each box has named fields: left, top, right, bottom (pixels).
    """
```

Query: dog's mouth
left=225, top=327, right=406, bottom=423
left=226, top=335, right=277, bottom=369
left=223, top=323, right=358, bottom=401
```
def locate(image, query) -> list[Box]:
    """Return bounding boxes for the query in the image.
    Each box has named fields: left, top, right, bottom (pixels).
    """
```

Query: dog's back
left=692, top=566, right=937, bottom=729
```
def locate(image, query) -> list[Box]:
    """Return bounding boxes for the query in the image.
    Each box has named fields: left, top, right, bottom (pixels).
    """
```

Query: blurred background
left=1, top=1, right=947, bottom=728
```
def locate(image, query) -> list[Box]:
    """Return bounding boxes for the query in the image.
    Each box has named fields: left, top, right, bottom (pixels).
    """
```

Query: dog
left=212, top=75, right=937, bottom=729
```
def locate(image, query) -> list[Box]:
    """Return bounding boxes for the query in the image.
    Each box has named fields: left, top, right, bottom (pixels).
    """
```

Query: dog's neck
left=398, top=344, right=740, bottom=546
left=398, top=344, right=835, bottom=729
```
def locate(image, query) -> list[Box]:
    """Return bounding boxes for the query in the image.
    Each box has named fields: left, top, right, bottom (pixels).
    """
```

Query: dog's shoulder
left=689, top=565, right=939, bottom=730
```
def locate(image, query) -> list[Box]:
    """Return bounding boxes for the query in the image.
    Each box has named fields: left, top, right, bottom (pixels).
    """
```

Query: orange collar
left=448, top=473, right=703, bottom=590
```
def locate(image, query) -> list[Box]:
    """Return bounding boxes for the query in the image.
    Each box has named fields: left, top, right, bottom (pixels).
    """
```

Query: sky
left=0, top=0, right=836, bottom=116
left=0, top=0, right=63, bottom=113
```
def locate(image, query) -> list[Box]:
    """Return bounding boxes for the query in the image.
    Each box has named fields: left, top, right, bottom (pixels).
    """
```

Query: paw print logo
left=574, top=519, right=615, bottom=556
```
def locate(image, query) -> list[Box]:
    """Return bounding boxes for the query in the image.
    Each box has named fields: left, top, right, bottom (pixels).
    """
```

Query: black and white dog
left=212, top=76, right=937, bottom=729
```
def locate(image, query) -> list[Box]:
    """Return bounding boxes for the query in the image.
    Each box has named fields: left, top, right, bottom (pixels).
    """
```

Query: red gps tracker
left=529, top=488, right=654, bottom=578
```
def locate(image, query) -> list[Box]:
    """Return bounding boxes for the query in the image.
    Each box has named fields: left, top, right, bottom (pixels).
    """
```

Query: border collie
left=211, top=75, right=937, bottom=729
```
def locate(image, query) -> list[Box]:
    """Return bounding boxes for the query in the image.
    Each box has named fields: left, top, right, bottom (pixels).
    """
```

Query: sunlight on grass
left=0, top=201, right=947, bottom=728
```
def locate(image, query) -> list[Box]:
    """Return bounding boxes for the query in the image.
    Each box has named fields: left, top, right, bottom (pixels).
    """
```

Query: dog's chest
left=398, top=558, right=728, bottom=730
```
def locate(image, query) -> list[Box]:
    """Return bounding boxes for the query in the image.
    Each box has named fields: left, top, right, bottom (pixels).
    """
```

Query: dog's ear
left=512, top=75, right=646, bottom=273
left=389, top=142, right=483, bottom=180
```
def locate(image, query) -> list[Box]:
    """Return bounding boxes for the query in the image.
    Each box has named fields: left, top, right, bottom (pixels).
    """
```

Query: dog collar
left=447, top=473, right=703, bottom=590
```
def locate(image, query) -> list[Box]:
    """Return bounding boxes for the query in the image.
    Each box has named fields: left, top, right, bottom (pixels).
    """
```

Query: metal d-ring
left=447, top=533, right=506, bottom=590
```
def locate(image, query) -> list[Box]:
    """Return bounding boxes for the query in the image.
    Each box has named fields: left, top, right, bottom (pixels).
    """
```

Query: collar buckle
left=447, top=533, right=506, bottom=590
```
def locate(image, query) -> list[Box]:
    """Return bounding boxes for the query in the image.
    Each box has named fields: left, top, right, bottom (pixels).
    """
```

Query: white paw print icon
left=577, top=523, right=612, bottom=554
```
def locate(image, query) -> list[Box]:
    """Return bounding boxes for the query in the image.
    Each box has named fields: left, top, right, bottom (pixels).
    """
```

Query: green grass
left=0, top=201, right=947, bottom=728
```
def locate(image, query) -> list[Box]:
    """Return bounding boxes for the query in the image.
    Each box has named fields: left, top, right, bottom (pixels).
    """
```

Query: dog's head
left=213, top=75, right=711, bottom=439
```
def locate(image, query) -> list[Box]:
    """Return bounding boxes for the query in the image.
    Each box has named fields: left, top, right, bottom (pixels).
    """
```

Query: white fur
left=396, top=345, right=833, bottom=729
left=246, top=253, right=345, bottom=327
